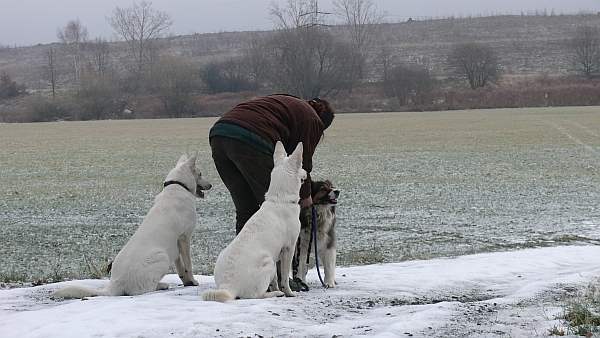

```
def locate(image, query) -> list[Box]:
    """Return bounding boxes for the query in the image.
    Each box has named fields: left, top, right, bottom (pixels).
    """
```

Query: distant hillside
left=370, top=14, right=600, bottom=77
left=1, top=14, right=600, bottom=91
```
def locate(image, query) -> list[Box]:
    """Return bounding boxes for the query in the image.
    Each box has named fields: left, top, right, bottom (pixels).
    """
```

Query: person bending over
left=209, top=94, right=335, bottom=234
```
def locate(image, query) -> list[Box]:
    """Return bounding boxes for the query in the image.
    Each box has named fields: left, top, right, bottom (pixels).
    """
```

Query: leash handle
left=311, top=206, right=326, bottom=287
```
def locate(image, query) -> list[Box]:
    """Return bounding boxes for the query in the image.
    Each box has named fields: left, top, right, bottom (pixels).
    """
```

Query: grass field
left=1, top=106, right=599, bottom=282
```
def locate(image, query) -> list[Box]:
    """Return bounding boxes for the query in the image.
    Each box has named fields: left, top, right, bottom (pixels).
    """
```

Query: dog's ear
left=177, top=154, right=188, bottom=165
left=289, top=142, right=303, bottom=170
left=273, top=141, right=286, bottom=166
left=185, top=153, right=197, bottom=168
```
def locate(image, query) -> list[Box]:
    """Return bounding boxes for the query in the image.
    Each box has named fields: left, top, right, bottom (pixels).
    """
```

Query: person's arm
left=299, top=195, right=313, bottom=208
left=299, top=118, right=324, bottom=204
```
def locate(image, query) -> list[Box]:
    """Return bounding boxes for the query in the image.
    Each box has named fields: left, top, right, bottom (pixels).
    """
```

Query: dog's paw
left=264, top=291, right=285, bottom=298
left=157, top=282, right=170, bottom=290
left=325, top=280, right=336, bottom=288
left=183, top=279, right=199, bottom=287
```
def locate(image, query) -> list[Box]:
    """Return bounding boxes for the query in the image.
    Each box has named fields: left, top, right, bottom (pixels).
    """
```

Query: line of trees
left=25, top=0, right=386, bottom=121
left=2, top=0, right=600, bottom=122
left=24, top=1, right=175, bottom=121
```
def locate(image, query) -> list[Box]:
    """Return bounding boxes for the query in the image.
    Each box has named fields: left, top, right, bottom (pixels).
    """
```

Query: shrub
left=439, top=76, right=600, bottom=110
left=147, top=58, right=200, bottom=117
left=74, top=73, right=125, bottom=120
left=448, top=43, right=501, bottom=89
left=557, top=281, right=600, bottom=336
left=384, top=64, right=436, bottom=107
left=200, top=58, right=258, bottom=94
left=22, top=95, right=72, bottom=122
left=0, top=72, right=26, bottom=99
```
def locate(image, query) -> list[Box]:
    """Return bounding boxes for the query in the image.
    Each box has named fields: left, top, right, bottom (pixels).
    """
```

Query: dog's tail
left=202, top=289, right=235, bottom=302
left=52, top=284, right=110, bottom=299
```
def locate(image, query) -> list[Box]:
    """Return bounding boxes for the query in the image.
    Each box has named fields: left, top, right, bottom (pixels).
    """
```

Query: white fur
left=203, top=141, right=306, bottom=302
left=52, top=154, right=211, bottom=299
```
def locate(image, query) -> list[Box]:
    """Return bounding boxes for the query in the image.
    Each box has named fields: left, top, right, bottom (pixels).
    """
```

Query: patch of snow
left=1, top=245, right=599, bottom=338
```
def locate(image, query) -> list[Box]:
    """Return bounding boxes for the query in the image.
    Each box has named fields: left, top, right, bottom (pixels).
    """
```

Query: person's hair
left=308, top=98, right=335, bottom=129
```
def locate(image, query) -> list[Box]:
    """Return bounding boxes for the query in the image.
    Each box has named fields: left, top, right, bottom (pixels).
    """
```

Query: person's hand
left=299, top=196, right=313, bottom=208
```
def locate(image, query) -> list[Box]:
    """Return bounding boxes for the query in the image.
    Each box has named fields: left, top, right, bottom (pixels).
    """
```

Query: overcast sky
left=1, top=0, right=599, bottom=46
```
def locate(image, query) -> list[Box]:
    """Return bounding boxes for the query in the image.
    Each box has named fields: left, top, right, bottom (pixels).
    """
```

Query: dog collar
left=163, top=180, right=191, bottom=193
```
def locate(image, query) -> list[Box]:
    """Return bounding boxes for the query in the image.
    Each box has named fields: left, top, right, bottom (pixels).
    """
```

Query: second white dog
left=203, top=141, right=305, bottom=302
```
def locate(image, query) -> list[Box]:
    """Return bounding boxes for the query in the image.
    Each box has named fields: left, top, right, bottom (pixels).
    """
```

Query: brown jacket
left=214, top=94, right=324, bottom=199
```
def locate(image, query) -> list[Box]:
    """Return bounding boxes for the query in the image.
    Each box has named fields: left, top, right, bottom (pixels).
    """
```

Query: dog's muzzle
left=196, top=181, right=212, bottom=198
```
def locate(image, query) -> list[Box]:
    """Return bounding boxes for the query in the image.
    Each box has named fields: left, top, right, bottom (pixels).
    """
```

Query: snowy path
left=1, top=245, right=599, bottom=338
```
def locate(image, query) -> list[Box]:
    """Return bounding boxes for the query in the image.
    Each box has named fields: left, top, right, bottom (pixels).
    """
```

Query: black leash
left=311, top=205, right=326, bottom=287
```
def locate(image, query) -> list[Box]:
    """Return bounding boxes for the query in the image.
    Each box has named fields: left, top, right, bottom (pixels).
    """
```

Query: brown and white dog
left=294, top=180, right=339, bottom=288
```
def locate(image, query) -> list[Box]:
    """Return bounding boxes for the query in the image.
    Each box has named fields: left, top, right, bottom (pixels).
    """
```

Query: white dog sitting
left=203, top=141, right=305, bottom=302
left=52, top=154, right=211, bottom=299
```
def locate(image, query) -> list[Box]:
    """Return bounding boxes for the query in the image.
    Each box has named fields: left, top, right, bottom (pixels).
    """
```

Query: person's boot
left=289, top=277, right=309, bottom=292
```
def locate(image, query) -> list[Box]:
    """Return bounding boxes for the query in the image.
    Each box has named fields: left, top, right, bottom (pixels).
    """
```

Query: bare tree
left=148, top=57, right=199, bottom=117
left=571, top=26, right=600, bottom=78
left=333, top=0, right=383, bottom=79
left=46, top=47, right=57, bottom=99
left=377, top=45, right=394, bottom=83
left=448, top=43, right=500, bottom=89
left=263, top=26, right=357, bottom=98
left=241, top=33, right=271, bottom=86
left=57, top=19, right=88, bottom=82
left=266, top=0, right=357, bottom=98
left=57, top=19, right=88, bottom=45
left=109, top=1, right=172, bottom=74
left=270, top=0, right=319, bottom=30
left=87, top=38, right=110, bottom=76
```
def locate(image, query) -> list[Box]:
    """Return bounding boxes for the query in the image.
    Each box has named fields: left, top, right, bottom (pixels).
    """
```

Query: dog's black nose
left=334, top=190, right=340, bottom=197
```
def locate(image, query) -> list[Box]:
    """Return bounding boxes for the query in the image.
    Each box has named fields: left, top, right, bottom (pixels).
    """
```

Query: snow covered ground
left=1, top=245, right=599, bottom=338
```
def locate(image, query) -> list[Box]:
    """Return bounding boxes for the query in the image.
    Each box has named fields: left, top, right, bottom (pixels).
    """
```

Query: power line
left=299, top=0, right=332, bottom=28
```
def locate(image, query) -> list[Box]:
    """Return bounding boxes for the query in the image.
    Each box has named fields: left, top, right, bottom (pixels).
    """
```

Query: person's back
left=216, top=95, right=322, bottom=153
